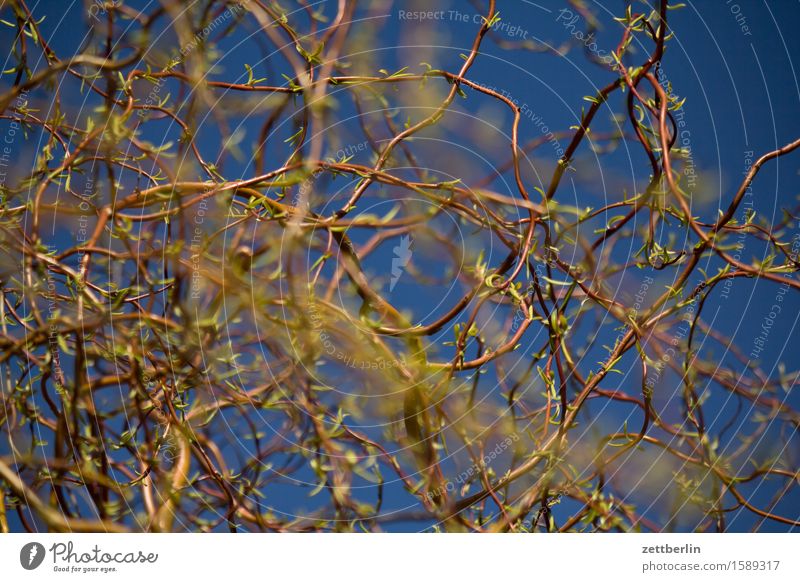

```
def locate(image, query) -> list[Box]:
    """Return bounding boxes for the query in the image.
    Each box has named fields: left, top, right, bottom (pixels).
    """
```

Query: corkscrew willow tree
left=0, top=0, right=798, bottom=532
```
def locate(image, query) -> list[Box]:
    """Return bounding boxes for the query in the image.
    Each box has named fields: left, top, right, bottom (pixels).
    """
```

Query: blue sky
left=1, top=1, right=798, bottom=532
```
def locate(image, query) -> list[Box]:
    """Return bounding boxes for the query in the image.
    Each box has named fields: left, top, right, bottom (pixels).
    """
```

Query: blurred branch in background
left=0, top=0, right=798, bottom=532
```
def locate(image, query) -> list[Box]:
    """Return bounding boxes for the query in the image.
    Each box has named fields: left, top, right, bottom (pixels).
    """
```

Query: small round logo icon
left=20, top=542, right=46, bottom=570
